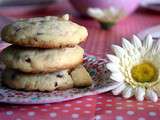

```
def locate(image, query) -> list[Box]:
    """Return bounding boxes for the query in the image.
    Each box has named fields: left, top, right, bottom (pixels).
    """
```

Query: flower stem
left=100, top=22, right=115, bottom=29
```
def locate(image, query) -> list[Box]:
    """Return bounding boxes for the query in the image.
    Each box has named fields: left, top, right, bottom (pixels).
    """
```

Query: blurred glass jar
left=69, top=0, right=140, bottom=16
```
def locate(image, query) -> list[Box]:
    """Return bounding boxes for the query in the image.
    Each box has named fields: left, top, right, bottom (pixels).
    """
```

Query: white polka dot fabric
left=1, top=93, right=160, bottom=120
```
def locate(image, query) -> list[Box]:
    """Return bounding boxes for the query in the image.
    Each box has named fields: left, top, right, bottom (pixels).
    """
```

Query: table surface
left=0, top=1, right=160, bottom=120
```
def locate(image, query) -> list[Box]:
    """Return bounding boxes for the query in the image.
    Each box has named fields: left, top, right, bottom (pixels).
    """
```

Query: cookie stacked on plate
left=0, top=14, right=92, bottom=91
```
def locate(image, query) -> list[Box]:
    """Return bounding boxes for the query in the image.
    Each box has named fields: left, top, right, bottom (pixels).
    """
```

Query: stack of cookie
left=0, top=14, right=92, bottom=91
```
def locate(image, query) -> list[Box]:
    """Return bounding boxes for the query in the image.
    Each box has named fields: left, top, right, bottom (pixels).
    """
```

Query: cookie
left=1, top=14, right=88, bottom=48
left=2, top=69, right=73, bottom=91
left=1, top=45, right=84, bottom=73
left=70, top=65, right=92, bottom=87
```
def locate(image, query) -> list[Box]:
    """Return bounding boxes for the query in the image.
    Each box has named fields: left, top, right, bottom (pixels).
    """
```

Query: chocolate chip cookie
left=1, top=14, right=88, bottom=48
left=2, top=69, right=74, bottom=91
left=1, top=45, right=84, bottom=73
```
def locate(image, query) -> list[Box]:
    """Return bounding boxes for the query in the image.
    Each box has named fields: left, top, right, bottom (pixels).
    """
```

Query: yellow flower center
left=131, top=62, right=157, bottom=83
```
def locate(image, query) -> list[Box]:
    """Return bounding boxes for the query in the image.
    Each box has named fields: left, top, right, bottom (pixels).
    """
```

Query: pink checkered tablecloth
left=0, top=1, right=160, bottom=120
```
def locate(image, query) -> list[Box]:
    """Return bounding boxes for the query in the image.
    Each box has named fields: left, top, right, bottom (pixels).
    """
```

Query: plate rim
left=140, top=0, right=160, bottom=11
left=137, top=25, right=160, bottom=40
left=0, top=54, right=112, bottom=104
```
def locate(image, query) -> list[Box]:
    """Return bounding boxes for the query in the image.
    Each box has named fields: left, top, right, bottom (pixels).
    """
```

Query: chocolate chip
left=40, top=20, right=45, bottom=23
left=68, top=70, right=72, bottom=75
left=33, top=38, right=38, bottom=41
left=55, top=82, right=58, bottom=87
left=56, top=74, right=63, bottom=78
left=37, top=32, right=44, bottom=35
left=59, top=45, right=62, bottom=48
left=30, top=22, right=34, bottom=24
left=15, top=27, right=21, bottom=32
left=11, top=73, right=16, bottom=80
left=25, top=57, right=31, bottom=63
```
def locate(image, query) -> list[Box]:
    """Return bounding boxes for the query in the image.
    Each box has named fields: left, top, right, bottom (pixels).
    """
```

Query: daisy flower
left=87, top=7, right=125, bottom=29
left=106, top=35, right=160, bottom=102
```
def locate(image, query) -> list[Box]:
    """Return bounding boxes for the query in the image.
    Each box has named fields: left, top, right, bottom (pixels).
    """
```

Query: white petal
left=110, top=72, right=124, bottom=82
left=104, top=82, right=121, bottom=92
left=112, top=83, right=126, bottom=95
left=112, top=45, right=126, bottom=58
left=154, top=55, right=160, bottom=68
left=155, top=39, right=160, bottom=52
left=87, top=8, right=104, bottom=18
left=122, top=39, right=141, bottom=61
left=106, top=62, right=120, bottom=72
left=143, top=34, right=153, bottom=51
left=122, top=38, right=134, bottom=51
left=106, top=54, right=120, bottom=63
left=152, top=39, right=160, bottom=54
left=128, top=51, right=141, bottom=63
left=108, top=7, right=119, bottom=16
left=122, top=86, right=134, bottom=99
left=132, top=35, right=142, bottom=49
left=135, top=87, right=145, bottom=101
left=146, top=89, right=158, bottom=102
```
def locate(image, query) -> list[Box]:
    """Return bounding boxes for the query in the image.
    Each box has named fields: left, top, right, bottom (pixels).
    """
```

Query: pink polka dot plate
left=0, top=54, right=114, bottom=104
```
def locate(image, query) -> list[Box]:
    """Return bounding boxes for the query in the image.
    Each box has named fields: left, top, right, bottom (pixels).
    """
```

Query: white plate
left=140, top=0, right=160, bottom=11
left=0, top=54, right=116, bottom=104
left=137, top=25, right=160, bottom=40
